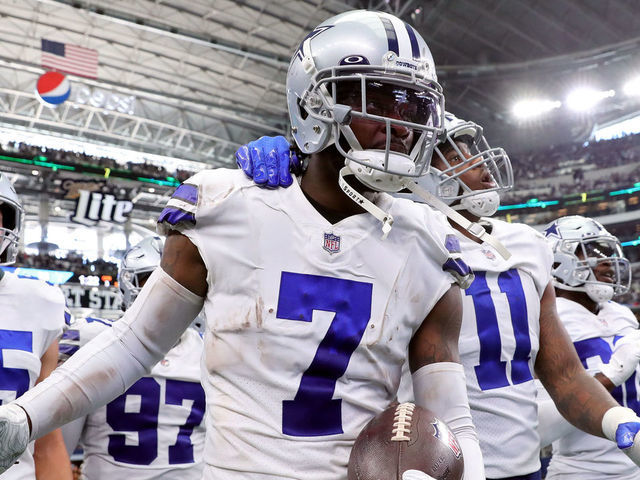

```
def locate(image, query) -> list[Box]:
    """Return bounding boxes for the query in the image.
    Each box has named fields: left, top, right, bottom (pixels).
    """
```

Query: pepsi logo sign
left=36, top=71, right=71, bottom=106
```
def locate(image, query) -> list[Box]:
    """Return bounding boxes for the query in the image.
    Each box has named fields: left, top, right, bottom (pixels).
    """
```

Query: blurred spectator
left=14, top=251, right=118, bottom=283
left=0, top=142, right=199, bottom=183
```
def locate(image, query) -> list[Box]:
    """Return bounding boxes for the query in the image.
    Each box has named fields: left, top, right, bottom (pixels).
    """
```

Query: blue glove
left=602, top=406, right=640, bottom=465
left=616, top=421, right=640, bottom=449
left=235, top=136, right=299, bottom=188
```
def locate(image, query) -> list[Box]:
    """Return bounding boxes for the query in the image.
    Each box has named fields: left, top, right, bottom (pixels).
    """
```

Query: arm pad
left=15, top=268, right=204, bottom=440
left=412, top=362, right=485, bottom=480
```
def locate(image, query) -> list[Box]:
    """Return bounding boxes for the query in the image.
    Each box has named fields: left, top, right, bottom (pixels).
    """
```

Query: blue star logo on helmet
left=294, top=25, right=334, bottom=61
left=544, top=222, right=561, bottom=238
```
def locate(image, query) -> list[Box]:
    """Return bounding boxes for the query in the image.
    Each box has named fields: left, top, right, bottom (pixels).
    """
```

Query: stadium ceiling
left=1, top=0, right=640, bottom=168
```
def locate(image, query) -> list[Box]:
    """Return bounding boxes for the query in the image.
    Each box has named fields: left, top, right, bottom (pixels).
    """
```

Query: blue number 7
left=0, top=330, right=33, bottom=405
left=277, top=272, right=372, bottom=437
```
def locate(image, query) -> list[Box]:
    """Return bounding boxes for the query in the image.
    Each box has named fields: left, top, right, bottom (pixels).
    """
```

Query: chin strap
left=338, top=166, right=393, bottom=239
left=401, top=179, right=512, bottom=260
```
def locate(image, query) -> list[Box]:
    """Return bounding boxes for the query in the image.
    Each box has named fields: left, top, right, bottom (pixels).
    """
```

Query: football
left=348, top=402, right=464, bottom=480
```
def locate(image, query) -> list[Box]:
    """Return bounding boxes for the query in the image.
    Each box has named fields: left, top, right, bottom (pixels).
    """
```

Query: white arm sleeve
left=61, top=416, right=86, bottom=456
left=15, top=268, right=204, bottom=440
left=412, top=362, right=486, bottom=480
left=535, top=379, right=575, bottom=446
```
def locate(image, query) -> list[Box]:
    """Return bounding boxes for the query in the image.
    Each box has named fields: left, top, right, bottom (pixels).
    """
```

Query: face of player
left=576, top=243, right=616, bottom=284
left=338, top=81, right=430, bottom=155
left=433, top=141, right=496, bottom=191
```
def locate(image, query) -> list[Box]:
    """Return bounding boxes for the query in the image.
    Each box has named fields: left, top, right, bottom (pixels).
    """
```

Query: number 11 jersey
left=457, top=218, right=552, bottom=478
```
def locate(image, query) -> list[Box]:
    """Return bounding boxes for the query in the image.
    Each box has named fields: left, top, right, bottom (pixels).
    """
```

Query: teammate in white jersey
left=0, top=172, right=72, bottom=480
left=537, top=216, right=640, bottom=479
left=0, top=11, right=487, bottom=480
left=60, top=236, right=206, bottom=480
left=235, top=113, right=640, bottom=480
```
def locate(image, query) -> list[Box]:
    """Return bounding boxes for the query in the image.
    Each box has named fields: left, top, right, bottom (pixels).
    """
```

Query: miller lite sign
left=71, top=189, right=133, bottom=226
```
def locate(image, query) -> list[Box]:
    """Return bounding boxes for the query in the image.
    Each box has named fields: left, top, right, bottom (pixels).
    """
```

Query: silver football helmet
left=421, top=112, right=513, bottom=217
left=545, top=216, right=631, bottom=303
left=118, top=236, right=163, bottom=310
left=0, top=173, right=23, bottom=266
left=287, top=10, right=445, bottom=193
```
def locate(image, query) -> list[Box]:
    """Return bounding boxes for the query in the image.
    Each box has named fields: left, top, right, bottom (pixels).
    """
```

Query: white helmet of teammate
left=287, top=10, right=445, bottom=193
left=0, top=172, right=23, bottom=265
left=416, top=112, right=513, bottom=217
left=545, top=216, right=631, bottom=303
left=118, top=235, right=163, bottom=309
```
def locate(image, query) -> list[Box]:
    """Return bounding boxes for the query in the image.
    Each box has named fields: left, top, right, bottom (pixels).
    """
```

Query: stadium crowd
left=0, top=141, right=198, bottom=182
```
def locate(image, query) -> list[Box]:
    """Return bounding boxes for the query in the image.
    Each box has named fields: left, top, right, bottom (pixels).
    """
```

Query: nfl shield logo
left=432, top=419, right=462, bottom=458
left=482, top=249, right=496, bottom=260
left=323, top=233, right=341, bottom=254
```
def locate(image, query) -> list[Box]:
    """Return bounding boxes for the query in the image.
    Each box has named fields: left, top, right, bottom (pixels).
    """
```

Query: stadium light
left=512, top=99, right=561, bottom=119
left=566, top=88, right=615, bottom=112
left=623, top=77, right=640, bottom=96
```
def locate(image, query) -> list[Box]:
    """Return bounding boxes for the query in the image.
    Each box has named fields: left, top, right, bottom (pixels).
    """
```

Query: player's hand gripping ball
left=348, top=402, right=464, bottom=480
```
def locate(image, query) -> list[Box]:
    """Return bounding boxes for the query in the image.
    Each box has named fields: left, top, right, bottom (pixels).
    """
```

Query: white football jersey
left=0, top=271, right=67, bottom=480
left=60, top=317, right=206, bottom=480
left=546, top=298, right=640, bottom=479
left=398, top=217, right=553, bottom=478
left=157, top=169, right=467, bottom=480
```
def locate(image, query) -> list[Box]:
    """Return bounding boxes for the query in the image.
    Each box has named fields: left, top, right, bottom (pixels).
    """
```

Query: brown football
left=348, top=402, right=464, bottom=480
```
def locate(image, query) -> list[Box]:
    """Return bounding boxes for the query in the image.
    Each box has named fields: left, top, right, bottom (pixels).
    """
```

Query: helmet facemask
left=552, top=235, right=631, bottom=303
left=428, top=119, right=513, bottom=217
left=0, top=200, right=23, bottom=266
left=296, top=64, right=444, bottom=193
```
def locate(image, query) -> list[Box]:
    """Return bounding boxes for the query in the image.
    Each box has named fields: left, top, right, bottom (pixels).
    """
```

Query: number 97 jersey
left=60, top=317, right=206, bottom=480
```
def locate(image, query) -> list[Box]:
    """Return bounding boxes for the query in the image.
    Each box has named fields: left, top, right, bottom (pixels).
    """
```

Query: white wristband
left=15, top=268, right=204, bottom=440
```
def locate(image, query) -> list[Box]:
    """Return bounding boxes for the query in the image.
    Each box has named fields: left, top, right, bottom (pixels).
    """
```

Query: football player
left=59, top=236, right=206, bottom=480
left=0, top=11, right=486, bottom=480
left=0, top=172, right=72, bottom=480
left=234, top=113, right=640, bottom=479
left=538, top=216, right=640, bottom=479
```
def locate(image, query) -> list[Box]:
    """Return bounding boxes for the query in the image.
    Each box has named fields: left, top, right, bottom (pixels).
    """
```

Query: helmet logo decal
left=544, top=222, right=561, bottom=238
left=323, top=233, right=341, bottom=254
left=339, top=55, right=370, bottom=65
left=294, top=25, right=334, bottom=61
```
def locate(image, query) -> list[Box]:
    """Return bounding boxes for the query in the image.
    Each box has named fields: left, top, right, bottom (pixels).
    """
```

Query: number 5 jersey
left=157, top=169, right=470, bottom=480
left=0, top=271, right=67, bottom=480
left=59, top=317, right=206, bottom=480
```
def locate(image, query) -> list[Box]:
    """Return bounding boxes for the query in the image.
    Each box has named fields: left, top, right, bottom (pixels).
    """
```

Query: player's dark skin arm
left=161, top=230, right=208, bottom=297
left=408, top=285, right=462, bottom=370
left=535, top=282, right=618, bottom=437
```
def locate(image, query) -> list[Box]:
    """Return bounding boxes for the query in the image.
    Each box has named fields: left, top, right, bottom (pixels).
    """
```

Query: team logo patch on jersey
left=160, top=358, right=170, bottom=367
left=323, top=233, right=341, bottom=254
left=445, top=234, right=461, bottom=254
left=432, top=419, right=462, bottom=458
left=482, top=248, right=496, bottom=260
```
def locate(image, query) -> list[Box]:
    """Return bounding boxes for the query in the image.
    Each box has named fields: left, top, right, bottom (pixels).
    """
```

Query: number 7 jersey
left=157, top=169, right=467, bottom=480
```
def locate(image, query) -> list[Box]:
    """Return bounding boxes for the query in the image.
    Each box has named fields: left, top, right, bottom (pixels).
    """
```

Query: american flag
left=41, top=39, right=98, bottom=79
